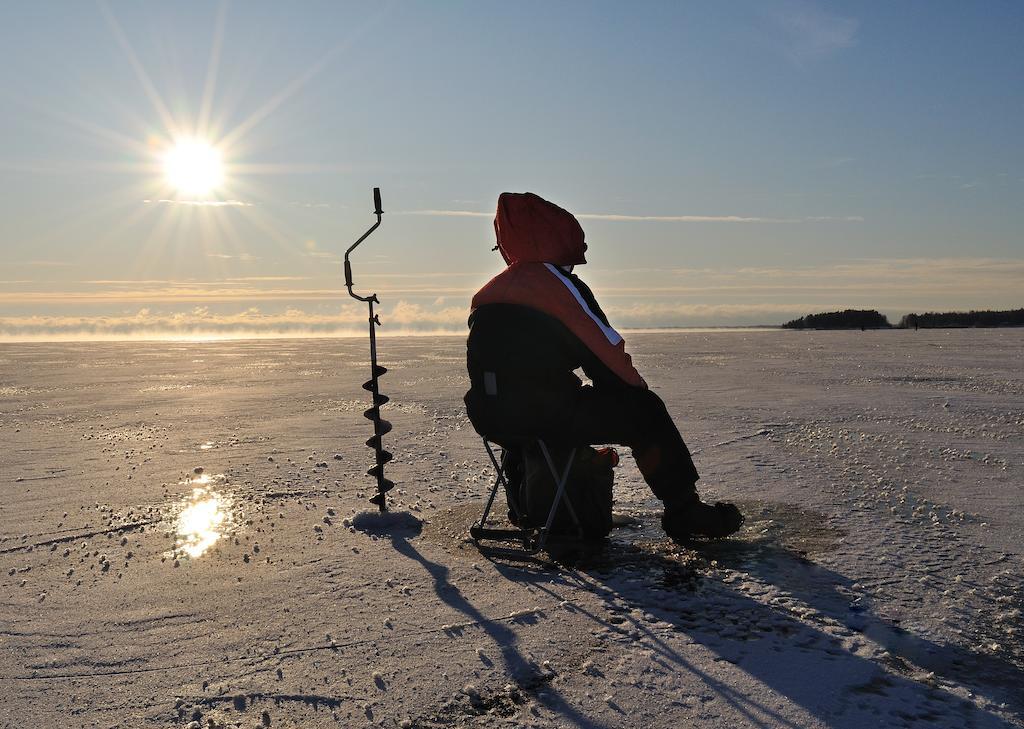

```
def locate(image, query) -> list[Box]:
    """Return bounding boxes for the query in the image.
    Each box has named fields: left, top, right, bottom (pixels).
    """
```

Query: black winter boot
left=662, top=494, right=743, bottom=542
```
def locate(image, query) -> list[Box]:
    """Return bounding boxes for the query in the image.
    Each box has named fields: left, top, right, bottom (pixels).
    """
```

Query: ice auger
left=344, top=188, right=394, bottom=511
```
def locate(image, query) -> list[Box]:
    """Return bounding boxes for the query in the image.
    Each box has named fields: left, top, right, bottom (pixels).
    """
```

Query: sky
left=0, top=1, right=1021, bottom=340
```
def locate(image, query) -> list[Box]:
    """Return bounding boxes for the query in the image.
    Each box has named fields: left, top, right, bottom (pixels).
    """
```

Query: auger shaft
left=362, top=297, right=394, bottom=510
left=344, top=188, right=394, bottom=511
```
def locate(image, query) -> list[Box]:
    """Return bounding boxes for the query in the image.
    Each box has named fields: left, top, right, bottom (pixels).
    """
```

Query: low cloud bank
left=0, top=301, right=811, bottom=341
left=3, top=258, right=1019, bottom=341
left=0, top=303, right=470, bottom=342
left=0, top=301, right=805, bottom=342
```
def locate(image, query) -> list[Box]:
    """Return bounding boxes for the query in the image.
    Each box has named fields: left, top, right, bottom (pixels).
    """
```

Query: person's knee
left=632, top=388, right=669, bottom=421
left=613, top=388, right=667, bottom=437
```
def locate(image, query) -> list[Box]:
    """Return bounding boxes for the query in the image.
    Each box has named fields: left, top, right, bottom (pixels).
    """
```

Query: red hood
left=493, top=192, right=587, bottom=266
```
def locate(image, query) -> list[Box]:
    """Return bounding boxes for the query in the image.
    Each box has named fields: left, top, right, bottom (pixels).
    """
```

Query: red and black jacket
left=465, top=193, right=645, bottom=435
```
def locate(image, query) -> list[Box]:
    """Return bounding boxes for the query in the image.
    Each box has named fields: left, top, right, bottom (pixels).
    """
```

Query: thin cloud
left=357, top=271, right=487, bottom=279
left=302, top=239, right=339, bottom=261
left=224, top=276, right=310, bottom=282
left=732, top=258, right=1024, bottom=282
left=144, top=199, right=253, bottom=207
left=84, top=279, right=189, bottom=285
left=402, top=210, right=864, bottom=223
left=206, top=253, right=260, bottom=262
left=606, top=302, right=821, bottom=320
left=0, top=285, right=476, bottom=305
left=578, top=213, right=863, bottom=223
left=9, top=261, right=75, bottom=268
left=579, top=213, right=792, bottom=223
left=585, top=258, right=1024, bottom=303
left=803, top=216, right=864, bottom=222
left=403, top=209, right=492, bottom=218
left=9, top=257, right=1019, bottom=306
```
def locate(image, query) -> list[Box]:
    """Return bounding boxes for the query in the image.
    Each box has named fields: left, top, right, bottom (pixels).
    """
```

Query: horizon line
left=0, top=325, right=787, bottom=344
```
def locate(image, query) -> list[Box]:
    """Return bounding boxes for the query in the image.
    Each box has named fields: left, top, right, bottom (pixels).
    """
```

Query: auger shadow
left=387, top=527, right=612, bottom=729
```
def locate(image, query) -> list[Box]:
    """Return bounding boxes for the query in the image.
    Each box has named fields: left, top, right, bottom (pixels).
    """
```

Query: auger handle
left=344, top=188, right=384, bottom=303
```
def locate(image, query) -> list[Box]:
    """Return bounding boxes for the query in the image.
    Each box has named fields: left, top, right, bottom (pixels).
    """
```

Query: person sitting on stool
left=464, top=192, right=743, bottom=541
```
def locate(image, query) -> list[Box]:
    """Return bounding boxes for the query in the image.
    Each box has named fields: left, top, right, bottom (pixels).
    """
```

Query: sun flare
left=163, top=138, right=224, bottom=197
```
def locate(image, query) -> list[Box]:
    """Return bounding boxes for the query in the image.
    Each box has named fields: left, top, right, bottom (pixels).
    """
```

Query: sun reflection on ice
left=174, top=474, right=231, bottom=558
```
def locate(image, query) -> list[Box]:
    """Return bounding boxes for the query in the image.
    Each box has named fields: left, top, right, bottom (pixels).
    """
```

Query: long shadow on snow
left=703, top=539, right=1024, bottom=705
left=489, top=550, right=813, bottom=729
left=387, top=530, right=612, bottom=728
left=511, top=538, right=1020, bottom=729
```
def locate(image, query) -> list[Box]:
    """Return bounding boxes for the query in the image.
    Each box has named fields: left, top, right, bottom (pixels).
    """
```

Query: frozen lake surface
left=1, top=329, right=1022, bottom=727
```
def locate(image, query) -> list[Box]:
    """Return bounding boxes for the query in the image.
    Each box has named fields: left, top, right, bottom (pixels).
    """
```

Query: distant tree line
left=782, top=309, right=892, bottom=330
left=899, top=309, right=1024, bottom=329
left=782, top=308, right=1024, bottom=330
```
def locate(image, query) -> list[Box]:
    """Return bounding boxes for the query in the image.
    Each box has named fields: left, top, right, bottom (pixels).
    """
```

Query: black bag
left=505, top=445, right=615, bottom=539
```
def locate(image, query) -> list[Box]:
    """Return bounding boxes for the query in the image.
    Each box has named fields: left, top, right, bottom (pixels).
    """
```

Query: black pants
left=469, top=384, right=699, bottom=503
left=562, top=386, right=699, bottom=502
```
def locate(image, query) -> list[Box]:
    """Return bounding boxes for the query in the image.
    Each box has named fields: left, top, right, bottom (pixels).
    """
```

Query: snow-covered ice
left=0, top=330, right=1022, bottom=727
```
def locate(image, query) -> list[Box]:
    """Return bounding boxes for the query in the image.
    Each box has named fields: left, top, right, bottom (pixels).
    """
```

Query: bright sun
left=163, top=138, right=224, bottom=197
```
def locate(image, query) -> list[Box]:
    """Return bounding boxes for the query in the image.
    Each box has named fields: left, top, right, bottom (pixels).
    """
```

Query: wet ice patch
left=170, top=472, right=232, bottom=558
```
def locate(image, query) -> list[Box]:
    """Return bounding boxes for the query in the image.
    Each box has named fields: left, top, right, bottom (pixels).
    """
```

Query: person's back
left=466, top=303, right=588, bottom=439
left=465, top=192, right=743, bottom=541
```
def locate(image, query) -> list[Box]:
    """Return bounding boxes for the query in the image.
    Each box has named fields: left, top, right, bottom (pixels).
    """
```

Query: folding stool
left=470, top=436, right=583, bottom=555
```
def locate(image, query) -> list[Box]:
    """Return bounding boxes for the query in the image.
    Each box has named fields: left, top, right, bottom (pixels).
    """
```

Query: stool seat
left=482, top=433, right=571, bottom=450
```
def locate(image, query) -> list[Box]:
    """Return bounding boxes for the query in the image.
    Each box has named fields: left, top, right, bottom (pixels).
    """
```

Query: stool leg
left=536, top=442, right=580, bottom=551
left=477, top=440, right=507, bottom=527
